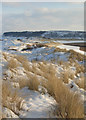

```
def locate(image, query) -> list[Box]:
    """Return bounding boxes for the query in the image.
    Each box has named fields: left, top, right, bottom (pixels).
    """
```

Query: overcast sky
left=1, top=2, right=84, bottom=34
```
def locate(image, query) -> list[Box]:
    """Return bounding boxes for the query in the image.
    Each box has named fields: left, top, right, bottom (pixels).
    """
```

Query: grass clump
left=19, top=77, right=28, bottom=89
left=2, top=81, right=12, bottom=107
left=27, top=74, right=40, bottom=91
left=15, top=55, right=28, bottom=63
left=61, top=71, right=69, bottom=83
left=22, top=62, right=32, bottom=71
left=54, top=48, right=67, bottom=52
left=69, top=50, right=86, bottom=61
left=74, top=62, right=85, bottom=75
left=55, top=85, right=84, bottom=118
left=45, top=74, right=84, bottom=118
left=61, top=69, right=75, bottom=83
left=40, top=64, right=84, bottom=118
left=2, top=81, right=23, bottom=113
left=7, top=58, right=19, bottom=69
left=75, top=76, right=84, bottom=89
left=2, top=52, right=8, bottom=60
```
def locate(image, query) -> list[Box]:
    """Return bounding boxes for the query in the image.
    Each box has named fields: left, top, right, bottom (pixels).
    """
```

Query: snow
left=55, top=40, right=85, bottom=44
left=2, top=35, right=86, bottom=118
left=57, top=44, right=86, bottom=55
left=42, top=31, right=84, bottom=40
left=3, top=107, right=19, bottom=118
left=57, top=44, right=79, bottom=51
left=74, top=49, right=86, bottom=55
left=67, top=80, right=86, bottom=101
left=19, top=87, right=57, bottom=118
left=2, top=35, right=85, bottom=62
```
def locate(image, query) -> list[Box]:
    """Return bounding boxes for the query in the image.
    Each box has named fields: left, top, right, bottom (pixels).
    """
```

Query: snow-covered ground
left=1, top=36, right=85, bottom=63
left=1, top=51, right=85, bottom=118
left=57, top=44, right=86, bottom=55
left=55, top=40, right=85, bottom=44
left=1, top=36, right=86, bottom=118
left=19, top=87, right=57, bottom=118
left=41, top=31, right=84, bottom=40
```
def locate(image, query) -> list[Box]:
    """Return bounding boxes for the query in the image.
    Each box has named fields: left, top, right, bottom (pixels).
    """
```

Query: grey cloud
left=2, top=6, right=84, bottom=33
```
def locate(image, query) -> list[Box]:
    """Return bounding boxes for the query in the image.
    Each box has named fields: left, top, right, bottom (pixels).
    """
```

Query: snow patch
left=3, top=107, right=19, bottom=118
left=57, top=44, right=86, bottom=55
left=19, top=87, right=57, bottom=118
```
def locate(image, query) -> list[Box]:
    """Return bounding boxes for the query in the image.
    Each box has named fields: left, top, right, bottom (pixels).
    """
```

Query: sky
left=0, top=1, right=84, bottom=34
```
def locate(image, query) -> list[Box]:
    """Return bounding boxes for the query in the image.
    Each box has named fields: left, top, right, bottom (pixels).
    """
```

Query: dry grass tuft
left=2, top=52, right=8, bottom=60
left=32, top=66, right=43, bottom=76
left=40, top=64, right=84, bottom=118
left=27, top=74, right=40, bottom=91
left=61, top=69, right=75, bottom=83
left=74, top=62, right=85, bottom=75
left=44, top=73, right=84, bottom=118
left=55, top=86, right=84, bottom=118
left=2, top=81, right=12, bottom=106
left=75, top=77, right=84, bottom=89
left=16, top=55, right=32, bottom=72
left=43, top=71, right=57, bottom=96
left=19, top=77, right=28, bottom=89
left=15, top=55, right=28, bottom=63
left=69, top=50, right=86, bottom=61
left=54, top=48, right=67, bottom=52
left=18, top=72, right=40, bottom=91
left=7, top=58, right=19, bottom=69
left=2, top=81, right=23, bottom=113
left=30, top=64, right=37, bottom=73
left=22, top=62, right=32, bottom=71
left=61, top=71, right=69, bottom=83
